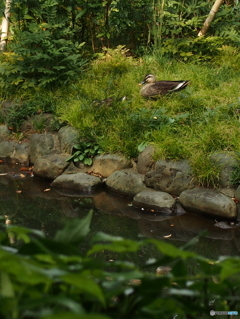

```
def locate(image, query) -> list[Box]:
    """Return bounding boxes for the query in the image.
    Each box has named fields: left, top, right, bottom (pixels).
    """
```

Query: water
left=1, top=163, right=240, bottom=260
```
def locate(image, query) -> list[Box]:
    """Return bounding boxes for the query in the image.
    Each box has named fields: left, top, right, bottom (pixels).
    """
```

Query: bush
left=0, top=211, right=240, bottom=319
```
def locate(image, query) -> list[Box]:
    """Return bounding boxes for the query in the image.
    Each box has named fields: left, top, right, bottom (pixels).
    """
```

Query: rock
left=33, top=154, right=70, bottom=180
left=10, top=143, right=30, bottom=165
left=0, top=125, right=11, bottom=142
left=58, top=126, right=79, bottom=154
left=218, top=188, right=235, bottom=198
left=0, top=141, right=17, bottom=158
left=29, top=133, right=58, bottom=164
left=137, top=145, right=156, bottom=174
left=91, top=154, right=132, bottom=177
left=21, top=113, right=57, bottom=133
left=133, top=189, right=176, bottom=214
left=145, top=159, right=196, bottom=196
left=106, top=169, right=147, bottom=198
left=179, top=187, right=237, bottom=219
left=210, top=153, right=238, bottom=188
left=235, top=185, right=240, bottom=201
left=51, top=172, right=102, bottom=192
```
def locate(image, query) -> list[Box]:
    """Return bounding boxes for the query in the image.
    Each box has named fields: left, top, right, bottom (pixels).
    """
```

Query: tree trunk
left=198, top=0, right=224, bottom=37
left=0, top=0, right=11, bottom=51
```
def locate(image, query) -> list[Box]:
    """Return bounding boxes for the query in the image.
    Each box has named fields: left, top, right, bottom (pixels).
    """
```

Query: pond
left=1, top=162, right=240, bottom=261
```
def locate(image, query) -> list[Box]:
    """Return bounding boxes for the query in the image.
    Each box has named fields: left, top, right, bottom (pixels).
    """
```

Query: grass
left=1, top=45, right=240, bottom=186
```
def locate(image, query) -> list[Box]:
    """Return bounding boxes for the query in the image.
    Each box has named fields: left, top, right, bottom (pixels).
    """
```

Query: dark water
left=1, top=163, right=240, bottom=260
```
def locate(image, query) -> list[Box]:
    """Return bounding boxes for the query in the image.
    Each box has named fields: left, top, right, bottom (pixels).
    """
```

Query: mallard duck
left=139, top=74, right=189, bottom=98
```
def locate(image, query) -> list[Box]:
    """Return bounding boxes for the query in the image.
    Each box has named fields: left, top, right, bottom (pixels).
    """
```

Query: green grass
left=1, top=46, right=240, bottom=186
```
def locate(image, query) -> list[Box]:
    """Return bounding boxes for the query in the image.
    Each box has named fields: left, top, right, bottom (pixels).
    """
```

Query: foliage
left=0, top=211, right=240, bottom=319
left=152, top=0, right=240, bottom=61
left=66, top=141, right=103, bottom=166
left=0, top=0, right=239, bottom=91
left=1, top=90, right=63, bottom=131
left=0, top=0, right=86, bottom=89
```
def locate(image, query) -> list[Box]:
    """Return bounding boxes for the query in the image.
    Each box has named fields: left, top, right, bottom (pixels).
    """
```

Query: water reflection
left=1, top=163, right=240, bottom=259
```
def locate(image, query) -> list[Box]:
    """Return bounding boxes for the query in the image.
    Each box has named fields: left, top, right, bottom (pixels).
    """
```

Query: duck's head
left=139, top=74, right=156, bottom=85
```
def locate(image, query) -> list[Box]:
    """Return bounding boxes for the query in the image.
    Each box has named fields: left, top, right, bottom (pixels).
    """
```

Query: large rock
left=106, top=169, right=147, bottom=198
left=91, top=154, right=132, bottom=177
left=0, top=141, right=30, bottom=165
left=10, top=143, right=30, bottom=165
left=51, top=172, right=102, bottom=192
left=133, top=189, right=176, bottom=214
left=210, top=152, right=238, bottom=188
left=0, top=125, right=11, bottom=142
left=145, top=160, right=196, bottom=196
left=58, top=126, right=79, bottom=154
left=179, top=187, right=237, bottom=219
left=29, top=133, right=58, bottom=164
left=137, top=145, right=156, bottom=174
left=0, top=141, right=17, bottom=157
left=33, top=154, right=70, bottom=180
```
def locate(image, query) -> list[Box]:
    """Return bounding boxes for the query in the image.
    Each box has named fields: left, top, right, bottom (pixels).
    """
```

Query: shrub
left=0, top=211, right=240, bottom=318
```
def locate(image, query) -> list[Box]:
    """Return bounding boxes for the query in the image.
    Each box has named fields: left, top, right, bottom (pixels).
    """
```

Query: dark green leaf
left=54, top=211, right=93, bottom=244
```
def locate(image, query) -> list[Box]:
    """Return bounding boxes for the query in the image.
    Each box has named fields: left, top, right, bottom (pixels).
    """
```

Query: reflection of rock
left=60, top=199, right=79, bottom=218
left=93, top=191, right=125, bottom=216
left=138, top=212, right=238, bottom=242
left=138, top=217, right=193, bottom=242
left=93, top=191, right=183, bottom=222
left=106, top=169, right=147, bottom=198
left=178, top=213, right=236, bottom=240
left=179, top=187, right=237, bottom=219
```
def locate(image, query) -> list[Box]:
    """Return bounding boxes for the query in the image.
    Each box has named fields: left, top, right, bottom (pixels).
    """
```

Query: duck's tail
left=171, top=81, right=190, bottom=92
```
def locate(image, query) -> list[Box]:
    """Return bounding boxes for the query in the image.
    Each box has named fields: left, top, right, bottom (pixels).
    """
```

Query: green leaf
left=137, top=142, right=148, bottom=153
left=148, top=239, right=197, bottom=259
left=88, top=239, right=140, bottom=256
left=0, top=272, right=15, bottom=297
left=61, top=274, right=105, bottom=306
left=219, top=257, right=240, bottom=280
left=54, top=211, right=93, bottom=244
left=24, top=15, right=34, bottom=20
left=75, top=9, right=87, bottom=20
left=92, top=232, right=124, bottom=243
left=83, top=158, right=92, bottom=166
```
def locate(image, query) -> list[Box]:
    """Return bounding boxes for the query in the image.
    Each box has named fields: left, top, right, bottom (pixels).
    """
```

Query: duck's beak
left=138, top=81, right=145, bottom=86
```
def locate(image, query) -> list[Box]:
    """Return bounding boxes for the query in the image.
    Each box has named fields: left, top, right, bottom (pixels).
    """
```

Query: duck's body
left=139, top=74, right=189, bottom=98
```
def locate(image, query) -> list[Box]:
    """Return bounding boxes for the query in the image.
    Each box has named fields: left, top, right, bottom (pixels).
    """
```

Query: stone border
left=0, top=124, right=240, bottom=220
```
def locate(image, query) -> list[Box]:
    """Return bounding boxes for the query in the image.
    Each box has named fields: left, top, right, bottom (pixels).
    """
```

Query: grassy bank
left=1, top=47, right=240, bottom=186
left=57, top=47, right=240, bottom=186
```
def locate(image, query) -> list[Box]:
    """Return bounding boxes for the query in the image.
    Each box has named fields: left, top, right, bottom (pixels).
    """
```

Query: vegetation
left=0, top=0, right=240, bottom=186
left=0, top=211, right=239, bottom=319
left=66, top=141, right=103, bottom=166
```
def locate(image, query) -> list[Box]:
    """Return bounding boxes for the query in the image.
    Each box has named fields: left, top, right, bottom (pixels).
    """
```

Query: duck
left=139, top=74, right=189, bottom=98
